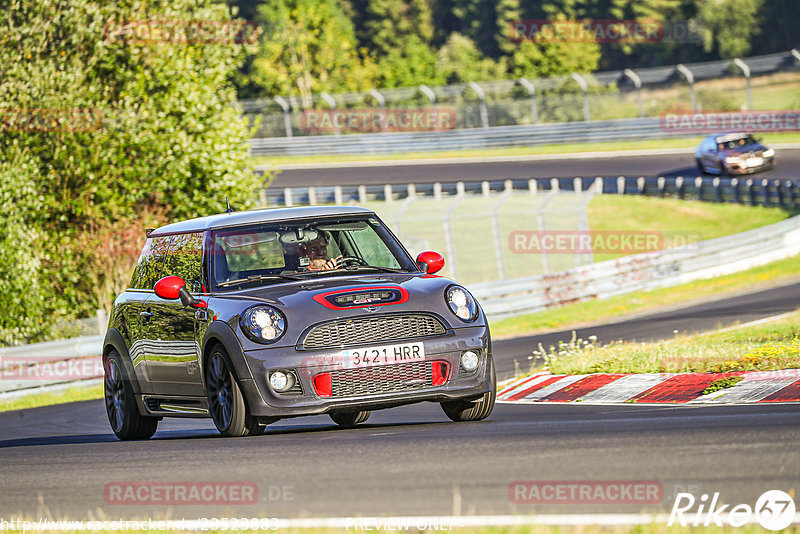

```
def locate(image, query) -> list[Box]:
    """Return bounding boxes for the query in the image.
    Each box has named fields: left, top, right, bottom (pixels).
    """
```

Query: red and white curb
left=498, top=369, right=800, bottom=404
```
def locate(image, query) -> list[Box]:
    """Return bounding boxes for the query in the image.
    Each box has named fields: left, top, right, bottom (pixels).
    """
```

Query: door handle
left=139, top=311, right=154, bottom=319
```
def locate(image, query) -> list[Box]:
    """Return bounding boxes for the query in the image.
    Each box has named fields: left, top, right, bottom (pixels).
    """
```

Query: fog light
left=461, top=351, right=479, bottom=371
left=269, top=371, right=289, bottom=392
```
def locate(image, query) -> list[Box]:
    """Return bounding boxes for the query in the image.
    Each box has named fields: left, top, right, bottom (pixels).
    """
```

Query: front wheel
left=695, top=158, right=706, bottom=174
left=330, top=411, right=371, bottom=427
left=441, top=355, right=496, bottom=422
left=206, top=348, right=262, bottom=437
left=104, top=350, right=158, bottom=440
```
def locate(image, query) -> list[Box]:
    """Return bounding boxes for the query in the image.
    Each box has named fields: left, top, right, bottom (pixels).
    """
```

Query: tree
left=509, top=16, right=601, bottom=79
left=250, top=0, right=375, bottom=106
left=695, top=0, right=764, bottom=58
left=349, top=0, right=440, bottom=88
left=437, top=33, right=506, bottom=83
left=0, top=0, right=262, bottom=344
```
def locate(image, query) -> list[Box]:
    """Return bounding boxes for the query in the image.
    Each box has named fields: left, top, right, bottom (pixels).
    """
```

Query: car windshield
left=210, top=216, right=417, bottom=291
left=716, top=135, right=759, bottom=149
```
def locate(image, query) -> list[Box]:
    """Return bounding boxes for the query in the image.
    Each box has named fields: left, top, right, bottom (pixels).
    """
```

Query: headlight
left=242, top=305, right=286, bottom=343
left=763, top=148, right=774, bottom=158
left=446, top=286, right=478, bottom=322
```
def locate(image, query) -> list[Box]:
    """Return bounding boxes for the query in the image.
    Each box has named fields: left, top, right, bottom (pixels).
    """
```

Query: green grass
left=702, top=376, right=744, bottom=395
left=587, top=196, right=791, bottom=261
left=367, top=195, right=792, bottom=285
left=533, top=309, right=800, bottom=375
left=0, top=383, right=102, bottom=413
left=251, top=132, right=800, bottom=167
left=490, top=252, right=800, bottom=339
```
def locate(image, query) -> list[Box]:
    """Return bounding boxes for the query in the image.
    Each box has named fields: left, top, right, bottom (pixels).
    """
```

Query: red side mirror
left=154, top=276, right=186, bottom=300
left=416, top=251, right=445, bottom=275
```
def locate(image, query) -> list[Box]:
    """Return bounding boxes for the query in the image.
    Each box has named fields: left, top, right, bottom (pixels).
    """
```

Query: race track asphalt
left=270, top=148, right=800, bottom=187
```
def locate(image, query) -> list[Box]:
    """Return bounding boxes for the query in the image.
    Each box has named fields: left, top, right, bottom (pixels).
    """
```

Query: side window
left=129, top=237, right=170, bottom=290
left=347, top=226, right=401, bottom=269
left=161, top=233, right=204, bottom=293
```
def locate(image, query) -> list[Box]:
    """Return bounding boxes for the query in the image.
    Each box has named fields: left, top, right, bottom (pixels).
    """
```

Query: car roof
left=148, top=205, right=376, bottom=237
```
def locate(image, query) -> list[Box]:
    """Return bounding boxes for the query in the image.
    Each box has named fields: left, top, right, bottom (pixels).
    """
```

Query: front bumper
left=726, top=156, right=775, bottom=174
left=239, top=325, right=491, bottom=418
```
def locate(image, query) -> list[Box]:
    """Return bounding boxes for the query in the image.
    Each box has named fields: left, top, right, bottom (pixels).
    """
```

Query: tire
left=441, top=355, right=496, bottom=422
left=330, top=411, right=371, bottom=427
left=104, top=350, right=158, bottom=440
left=206, top=347, right=262, bottom=437
left=695, top=158, right=706, bottom=174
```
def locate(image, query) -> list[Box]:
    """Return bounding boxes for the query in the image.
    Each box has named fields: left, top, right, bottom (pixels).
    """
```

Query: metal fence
left=472, top=212, right=800, bottom=319
left=242, top=49, right=800, bottom=141
left=263, top=175, right=800, bottom=209
left=249, top=117, right=693, bottom=156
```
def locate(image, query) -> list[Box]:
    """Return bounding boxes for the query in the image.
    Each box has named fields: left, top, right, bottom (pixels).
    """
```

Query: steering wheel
left=339, top=256, right=368, bottom=267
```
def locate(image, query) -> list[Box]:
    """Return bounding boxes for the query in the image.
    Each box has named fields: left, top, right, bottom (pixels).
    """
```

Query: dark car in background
left=695, top=132, right=775, bottom=175
left=103, top=206, right=495, bottom=440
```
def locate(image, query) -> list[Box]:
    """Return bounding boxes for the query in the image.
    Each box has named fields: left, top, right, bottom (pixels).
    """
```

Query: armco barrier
left=0, top=336, right=104, bottom=397
left=249, top=117, right=687, bottom=156
left=2, top=214, right=799, bottom=398
left=470, top=214, right=800, bottom=319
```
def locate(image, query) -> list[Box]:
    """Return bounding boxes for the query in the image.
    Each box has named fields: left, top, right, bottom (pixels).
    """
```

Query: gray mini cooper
left=103, top=206, right=495, bottom=439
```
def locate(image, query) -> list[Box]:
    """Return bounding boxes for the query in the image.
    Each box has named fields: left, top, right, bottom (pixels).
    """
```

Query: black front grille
left=146, top=398, right=160, bottom=412
left=330, top=361, right=433, bottom=397
left=302, top=314, right=446, bottom=349
left=277, top=370, right=304, bottom=396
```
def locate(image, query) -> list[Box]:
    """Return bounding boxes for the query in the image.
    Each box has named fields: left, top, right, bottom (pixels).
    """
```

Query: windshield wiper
left=217, top=274, right=301, bottom=288
left=342, top=265, right=407, bottom=274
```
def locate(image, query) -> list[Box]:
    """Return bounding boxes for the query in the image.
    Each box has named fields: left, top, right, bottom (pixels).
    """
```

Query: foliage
left=537, top=313, right=800, bottom=375
left=250, top=0, right=376, bottom=105
left=437, top=33, right=506, bottom=84
left=0, top=0, right=262, bottom=345
left=695, top=0, right=765, bottom=58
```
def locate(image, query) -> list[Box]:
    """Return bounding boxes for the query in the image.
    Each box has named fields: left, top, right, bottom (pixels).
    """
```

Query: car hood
left=209, top=272, right=478, bottom=348
left=722, top=142, right=767, bottom=157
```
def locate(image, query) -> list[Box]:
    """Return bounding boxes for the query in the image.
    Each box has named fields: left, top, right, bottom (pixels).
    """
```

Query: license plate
left=747, top=157, right=763, bottom=167
left=341, top=342, right=425, bottom=369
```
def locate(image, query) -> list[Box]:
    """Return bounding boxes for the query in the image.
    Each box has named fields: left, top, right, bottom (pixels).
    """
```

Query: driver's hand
left=309, top=255, right=342, bottom=271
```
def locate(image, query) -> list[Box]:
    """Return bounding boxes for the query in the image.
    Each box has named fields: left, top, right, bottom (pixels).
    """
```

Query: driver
left=298, top=233, right=342, bottom=271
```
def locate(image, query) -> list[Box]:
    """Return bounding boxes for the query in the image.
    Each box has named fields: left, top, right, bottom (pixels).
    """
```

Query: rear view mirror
left=154, top=276, right=207, bottom=308
left=416, top=251, right=445, bottom=274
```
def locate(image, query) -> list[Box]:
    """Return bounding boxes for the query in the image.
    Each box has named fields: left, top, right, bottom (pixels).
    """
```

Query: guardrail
left=264, top=175, right=800, bottom=209
left=250, top=117, right=688, bottom=156
left=0, top=336, right=104, bottom=398
left=471, top=213, right=800, bottom=320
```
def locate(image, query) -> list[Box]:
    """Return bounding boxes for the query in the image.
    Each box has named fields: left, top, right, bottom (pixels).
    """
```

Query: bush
left=0, top=0, right=264, bottom=345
